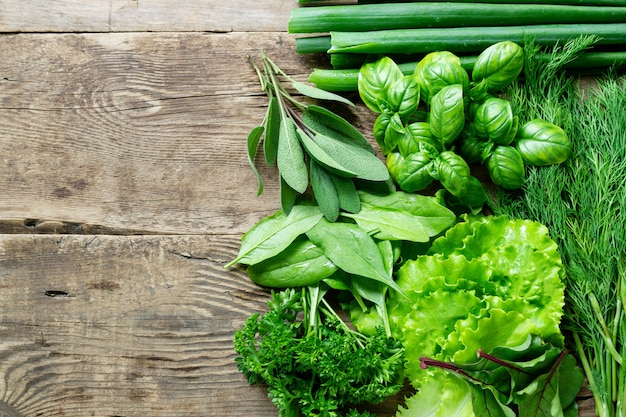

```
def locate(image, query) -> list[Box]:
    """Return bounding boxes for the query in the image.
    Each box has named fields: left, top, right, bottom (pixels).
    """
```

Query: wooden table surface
left=0, top=1, right=597, bottom=416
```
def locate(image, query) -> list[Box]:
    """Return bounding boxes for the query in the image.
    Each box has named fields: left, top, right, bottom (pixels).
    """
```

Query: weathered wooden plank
left=0, top=32, right=366, bottom=235
left=0, top=0, right=294, bottom=33
left=0, top=234, right=406, bottom=417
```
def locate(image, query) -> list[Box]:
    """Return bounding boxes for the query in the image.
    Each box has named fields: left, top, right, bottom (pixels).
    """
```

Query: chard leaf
left=246, top=236, right=337, bottom=288
left=306, top=218, right=402, bottom=294
left=277, top=117, right=309, bottom=194
left=343, top=191, right=456, bottom=242
left=291, top=80, right=355, bottom=107
left=516, top=353, right=565, bottom=417
left=246, top=125, right=265, bottom=196
left=226, top=204, right=323, bottom=267
left=309, top=158, right=340, bottom=222
left=263, top=96, right=280, bottom=166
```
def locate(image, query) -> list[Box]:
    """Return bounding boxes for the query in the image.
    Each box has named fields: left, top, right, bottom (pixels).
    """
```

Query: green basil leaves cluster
left=358, top=41, right=572, bottom=206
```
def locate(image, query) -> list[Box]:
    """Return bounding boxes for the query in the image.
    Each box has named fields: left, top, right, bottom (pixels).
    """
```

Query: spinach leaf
left=306, top=218, right=402, bottom=294
left=343, top=191, right=456, bottom=242
left=226, top=204, right=324, bottom=267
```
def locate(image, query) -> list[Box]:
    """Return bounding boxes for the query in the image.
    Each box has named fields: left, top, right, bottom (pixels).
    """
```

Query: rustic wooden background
left=0, top=1, right=597, bottom=416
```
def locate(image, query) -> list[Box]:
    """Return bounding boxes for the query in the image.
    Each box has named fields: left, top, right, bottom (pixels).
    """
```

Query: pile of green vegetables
left=226, top=37, right=599, bottom=416
left=289, top=0, right=626, bottom=88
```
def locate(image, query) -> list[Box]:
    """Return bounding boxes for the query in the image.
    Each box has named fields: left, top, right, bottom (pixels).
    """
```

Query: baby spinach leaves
left=247, top=53, right=389, bottom=220
left=227, top=191, right=457, bottom=334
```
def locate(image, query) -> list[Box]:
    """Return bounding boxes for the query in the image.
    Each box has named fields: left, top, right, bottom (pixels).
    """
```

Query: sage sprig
left=248, top=53, right=390, bottom=221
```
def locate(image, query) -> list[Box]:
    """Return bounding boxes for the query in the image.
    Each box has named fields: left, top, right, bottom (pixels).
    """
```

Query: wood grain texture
left=0, top=32, right=367, bottom=235
left=0, top=0, right=294, bottom=33
left=0, top=234, right=275, bottom=416
left=0, top=234, right=410, bottom=417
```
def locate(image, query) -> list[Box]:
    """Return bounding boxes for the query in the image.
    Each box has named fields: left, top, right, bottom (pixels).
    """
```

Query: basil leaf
left=434, top=151, right=472, bottom=198
left=246, top=236, right=337, bottom=288
left=387, top=75, right=420, bottom=121
left=343, top=191, right=456, bottom=242
left=487, top=145, right=526, bottom=190
left=373, top=111, right=404, bottom=156
left=429, top=84, right=466, bottom=148
left=263, top=96, right=280, bottom=166
left=225, top=204, right=324, bottom=267
left=306, top=219, right=402, bottom=294
left=246, top=125, right=265, bottom=196
left=303, top=105, right=374, bottom=153
left=358, top=56, right=404, bottom=114
left=309, top=158, right=340, bottom=222
left=386, top=151, right=435, bottom=193
left=291, top=80, right=355, bottom=108
left=277, top=117, right=309, bottom=194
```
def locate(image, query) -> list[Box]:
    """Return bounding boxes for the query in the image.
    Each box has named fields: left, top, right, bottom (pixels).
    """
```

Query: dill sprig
left=490, top=35, right=626, bottom=417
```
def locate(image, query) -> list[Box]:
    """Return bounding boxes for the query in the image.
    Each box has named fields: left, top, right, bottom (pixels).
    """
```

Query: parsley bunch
left=233, top=288, right=404, bottom=417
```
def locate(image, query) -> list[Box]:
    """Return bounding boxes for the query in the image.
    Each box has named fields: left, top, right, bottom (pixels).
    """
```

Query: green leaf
left=225, top=204, right=324, bottom=267
left=387, top=75, right=420, bottom=121
left=343, top=191, right=456, bottom=242
left=434, top=151, right=472, bottom=198
left=358, top=56, right=404, bottom=113
left=329, top=173, right=360, bottom=214
left=246, top=125, right=265, bottom=196
left=264, top=96, right=280, bottom=166
left=303, top=105, right=374, bottom=152
left=429, top=84, right=466, bottom=147
left=296, top=128, right=360, bottom=178
left=280, top=176, right=297, bottom=215
left=291, top=79, right=355, bottom=107
left=277, top=117, right=309, bottom=194
left=309, top=158, right=340, bottom=222
left=306, top=218, right=402, bottom=294
left=246, top=236, right=337, bottom=288
left=313, top=133, right=389, bottom=182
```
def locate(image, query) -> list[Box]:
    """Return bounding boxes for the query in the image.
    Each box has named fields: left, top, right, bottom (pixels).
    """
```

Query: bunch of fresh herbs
left=490, top=36, right=626, bottom=417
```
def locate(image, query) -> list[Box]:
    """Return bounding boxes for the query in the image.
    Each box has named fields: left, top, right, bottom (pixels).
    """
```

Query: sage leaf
left=291, top=80, right=355, bottom=108
left=280, top=176, right=297, bottom=215
left=225, top=204, right=323, bottom=267
left=310, top=158, right=340, bottom=222
left=263, top=96, right=280, bottom=166
left=343, top=191, right=456, bottom=242
left=329, top=173, right=360, bottom=214
left=246, top=125, right=265, bottom=196
left=277, top=117, right=309, bottom=194
left=297, top=127, right=359, bottom=178
left=306, top=218, right=402, bottom=294
left=314, top=133, right=389, bottom=182
left=303, top=105, right=374, bottom=152
left=246, top=236, right=337, bottom=288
